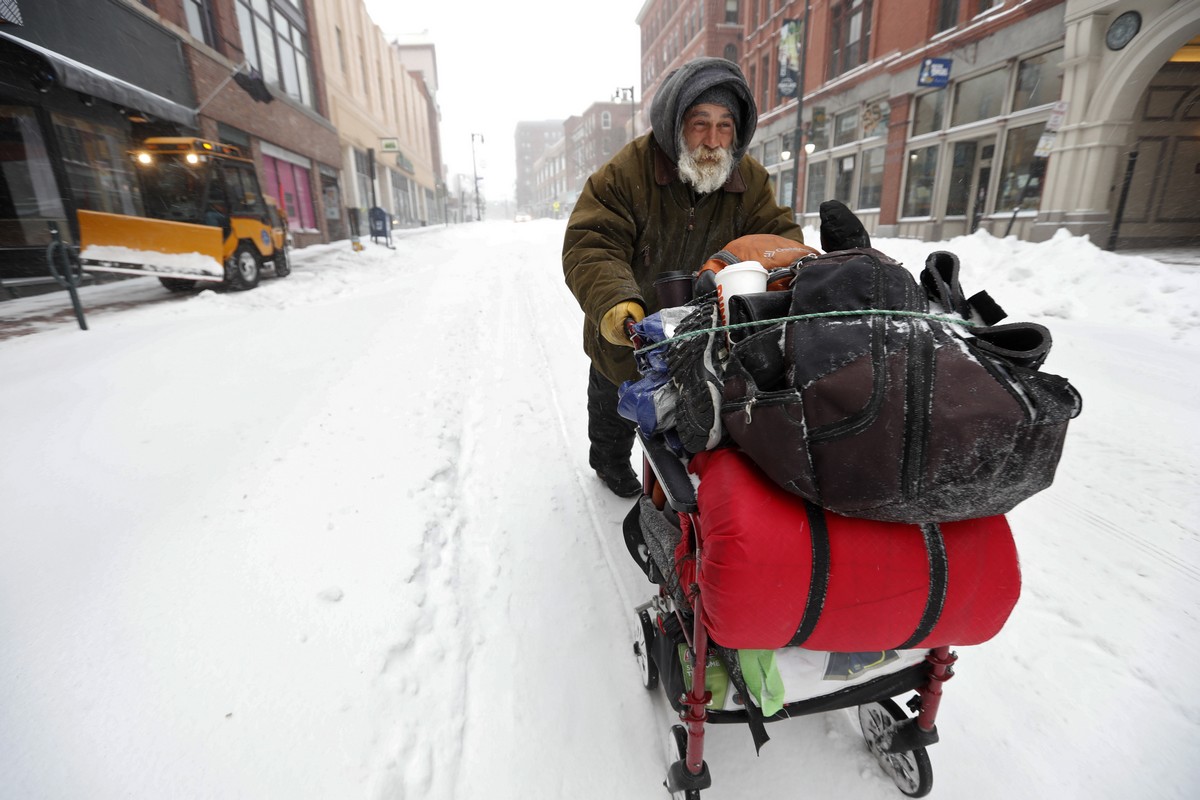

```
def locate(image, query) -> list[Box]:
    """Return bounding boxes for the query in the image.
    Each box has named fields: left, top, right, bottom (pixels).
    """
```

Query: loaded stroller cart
left=617, top=204, right=1081, bottom=798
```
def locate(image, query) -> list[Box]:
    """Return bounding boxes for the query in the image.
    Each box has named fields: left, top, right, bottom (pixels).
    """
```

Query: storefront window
left=946, top=140, right=978, bottom=216
left=51, top=114, right=140, bottom=216
left=912, top=90, right=944, bottom=136
left=391, top=169, right=411, bottom=223
left=858, top=146, right=885, bottom=209
left=1013, top=48, right=1064, bottom=112
left=763, top=137, right=780, bottom=166
left=834, top=154, right=856, bottom=204
left=0, top=106, right=67, bottom=249
left=805, top=159, right=828, bottom=214
left=778, top=168, right=794, bottom=211
left=834, top=109, right=859, bottom=146
left=862, top=99, right=890, bottom=140
left=902, top=145, right=939, bottom=217
left=997, top=123, right=1046, bottom=211
left=951, top=68, right=1007, bottom=127
left=354, top=147, right=373, bottom=209
left=262, top=154, right=316, bottom=230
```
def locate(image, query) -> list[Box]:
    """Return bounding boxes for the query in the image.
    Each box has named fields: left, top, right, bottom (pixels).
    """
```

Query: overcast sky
left=360, top=0, right=645, bottom=206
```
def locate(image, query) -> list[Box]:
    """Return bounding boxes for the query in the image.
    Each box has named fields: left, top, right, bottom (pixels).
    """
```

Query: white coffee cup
left=714, top=260, right=769, bottom=325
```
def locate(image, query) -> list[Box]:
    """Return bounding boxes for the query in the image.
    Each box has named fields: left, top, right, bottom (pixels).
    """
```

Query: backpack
left=715, top=246, right=1082, bottom=523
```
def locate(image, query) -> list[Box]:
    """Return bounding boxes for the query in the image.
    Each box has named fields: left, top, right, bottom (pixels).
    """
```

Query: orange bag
left=697, top=234, right=818, bottom=291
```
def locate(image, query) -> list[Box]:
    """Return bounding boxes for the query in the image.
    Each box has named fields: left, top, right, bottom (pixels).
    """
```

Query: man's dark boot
left=587, top=366, right=639, bottom=497
left=595, top=462, right=641, bottom=498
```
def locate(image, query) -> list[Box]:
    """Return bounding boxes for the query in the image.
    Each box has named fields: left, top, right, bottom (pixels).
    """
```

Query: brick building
left=631, top=1, right=1199, bottom=248
left=309, top=0, right=441, bottom=233
left=1, top=0, right=198, bottom=287
left=530, top=136, right=567, bottom=218
left=566, top=101, right=636, bottom=191
left=159, top=0, right=344, bottom=245
left=515, top=120, right=564, bottom=214
left=638, top=0, right=745, bottom=120
left=522, top=101, right=637, bottom=219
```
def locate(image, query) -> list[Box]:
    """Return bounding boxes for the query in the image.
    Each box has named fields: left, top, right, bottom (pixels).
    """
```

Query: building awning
left=0, top=31, right=197, bottom=128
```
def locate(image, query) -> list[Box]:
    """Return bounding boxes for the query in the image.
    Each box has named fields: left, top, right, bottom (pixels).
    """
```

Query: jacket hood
left=649, top=57, right=757, bottom=164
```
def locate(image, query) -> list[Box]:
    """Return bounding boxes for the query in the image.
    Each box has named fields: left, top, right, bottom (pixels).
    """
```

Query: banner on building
left=777, top=18, right=804, bottom=99
left=917, top=58, right=953, bottom=88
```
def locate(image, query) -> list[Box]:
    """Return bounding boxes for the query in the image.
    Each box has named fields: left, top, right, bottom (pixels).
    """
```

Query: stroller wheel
left=858, top=699, right=933, bottom=798
left=634, top=609, right=659, bottom=690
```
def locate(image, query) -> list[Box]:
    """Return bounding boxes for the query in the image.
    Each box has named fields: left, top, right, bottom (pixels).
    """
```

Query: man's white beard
left=677, top=138, right=735, bottom=194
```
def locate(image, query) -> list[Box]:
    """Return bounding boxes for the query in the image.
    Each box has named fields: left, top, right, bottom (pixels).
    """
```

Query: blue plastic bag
left=616, top=308, right=690, bottom=435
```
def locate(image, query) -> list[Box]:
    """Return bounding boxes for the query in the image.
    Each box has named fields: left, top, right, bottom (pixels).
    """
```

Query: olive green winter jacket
left=562, top=132, right=805, bottom=385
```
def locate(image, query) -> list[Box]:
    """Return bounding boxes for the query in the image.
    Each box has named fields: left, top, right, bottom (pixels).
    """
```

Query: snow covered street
left=2, top=220, right=1198, bottom=798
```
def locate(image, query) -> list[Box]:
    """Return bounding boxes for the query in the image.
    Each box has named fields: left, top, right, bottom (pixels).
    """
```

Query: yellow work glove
left=600, top=301, right=646, bottom=347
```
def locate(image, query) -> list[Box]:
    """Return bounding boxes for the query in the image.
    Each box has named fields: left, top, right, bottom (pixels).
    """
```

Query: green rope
left=633, top=309, right=978, bottom=356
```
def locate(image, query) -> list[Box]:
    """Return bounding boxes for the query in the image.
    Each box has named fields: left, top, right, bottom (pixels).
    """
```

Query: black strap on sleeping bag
left=896, top=523, right=949, bottom=649
left=712, top=642, right=773, bottom=754
left=787, top=501, right=832, bottom=647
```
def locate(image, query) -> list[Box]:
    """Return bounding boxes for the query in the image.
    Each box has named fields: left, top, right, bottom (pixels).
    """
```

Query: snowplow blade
left=77, top=210, right=226, bottom=282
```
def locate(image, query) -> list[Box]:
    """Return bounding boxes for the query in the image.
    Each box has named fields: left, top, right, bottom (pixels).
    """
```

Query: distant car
left=514, top=213, right=532, bottom=223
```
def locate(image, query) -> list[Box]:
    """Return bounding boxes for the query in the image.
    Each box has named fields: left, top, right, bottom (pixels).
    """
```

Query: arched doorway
left=1036, top=2, right=1200, bottom=249
left=1111, top=42, right=1200, bottom=249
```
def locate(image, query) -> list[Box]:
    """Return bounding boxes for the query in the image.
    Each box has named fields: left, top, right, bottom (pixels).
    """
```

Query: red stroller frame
left=630, top=431, right=952, bottom=798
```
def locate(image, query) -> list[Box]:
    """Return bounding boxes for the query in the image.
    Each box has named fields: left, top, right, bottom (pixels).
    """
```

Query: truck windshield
left=138, top=156, right=210, bottom=224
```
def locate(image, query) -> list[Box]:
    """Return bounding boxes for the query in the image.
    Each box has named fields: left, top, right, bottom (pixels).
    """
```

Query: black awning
left=0, top=31, right=196, bottom=128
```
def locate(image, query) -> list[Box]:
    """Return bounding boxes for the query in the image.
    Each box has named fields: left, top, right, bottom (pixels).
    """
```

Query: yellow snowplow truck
left=78, top=138, right=289, bottom=292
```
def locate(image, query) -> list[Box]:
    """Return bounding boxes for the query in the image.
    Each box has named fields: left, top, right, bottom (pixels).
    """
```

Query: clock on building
left=1105, top=11, right=1141, bottom=51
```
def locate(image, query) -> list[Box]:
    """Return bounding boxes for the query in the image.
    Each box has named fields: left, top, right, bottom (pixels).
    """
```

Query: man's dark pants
left=587, top=365, right=637, bottom=473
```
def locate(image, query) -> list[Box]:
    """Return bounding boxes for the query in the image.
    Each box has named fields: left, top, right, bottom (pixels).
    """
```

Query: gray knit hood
left=649, top=57, right=757, bottom=164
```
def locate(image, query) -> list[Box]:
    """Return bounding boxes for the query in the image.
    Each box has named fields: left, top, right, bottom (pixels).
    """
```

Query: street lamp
left=470, top=132, right=484, bottom=222
left=788, top=0, right=812, bottom=216
left=613, top=85, right=636, bottom=141
left=782, top=126, right=816, bottom=162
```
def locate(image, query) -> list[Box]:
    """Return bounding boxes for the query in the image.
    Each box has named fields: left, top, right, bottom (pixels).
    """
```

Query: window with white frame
left=834, top=154, right=856, bottom=204
left=235, top=0, right=313, bottom=108
left=805, top=159, right=829, bottom=214
left=950, top=68, right=1006, bottom=127
left=902, top=144, right=939, bottom=217
left=857, top=146, right=885, bottom=209
left=912, top=89, right=945, bottom=135
left=1013, top=48, right=1064, bottom=112
left=862, top=99, right=890, bottom=139
left=833, top=108, right=859, bottom=146
left=997, top=122, right=1046, bottom=211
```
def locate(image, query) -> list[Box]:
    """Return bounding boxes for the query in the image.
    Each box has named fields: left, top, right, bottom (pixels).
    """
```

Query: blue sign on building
left=918, top=58, right=953, bottom=87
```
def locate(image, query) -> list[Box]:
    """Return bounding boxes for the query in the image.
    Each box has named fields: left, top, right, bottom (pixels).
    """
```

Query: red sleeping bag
left=675, top=448, right=1021, bottom=651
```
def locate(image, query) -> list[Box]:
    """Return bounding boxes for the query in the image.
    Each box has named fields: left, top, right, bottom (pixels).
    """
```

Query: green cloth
left=738, top=649, right=786, bottom=716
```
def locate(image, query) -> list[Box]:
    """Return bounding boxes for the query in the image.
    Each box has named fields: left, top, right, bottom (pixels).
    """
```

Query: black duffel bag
left=719, top=246, right=1082, bottom=523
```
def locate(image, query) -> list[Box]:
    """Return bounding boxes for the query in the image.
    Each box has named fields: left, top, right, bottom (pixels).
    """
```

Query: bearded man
left=563, top=57, right=806, bottom=497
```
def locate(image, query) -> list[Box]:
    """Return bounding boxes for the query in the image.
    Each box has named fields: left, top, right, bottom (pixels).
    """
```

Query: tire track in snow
left=1045, top=492, right=1200, bottom=584
left=369, top=280, right=479, bottom=800
left=513, top=279, right=687, bottom=763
